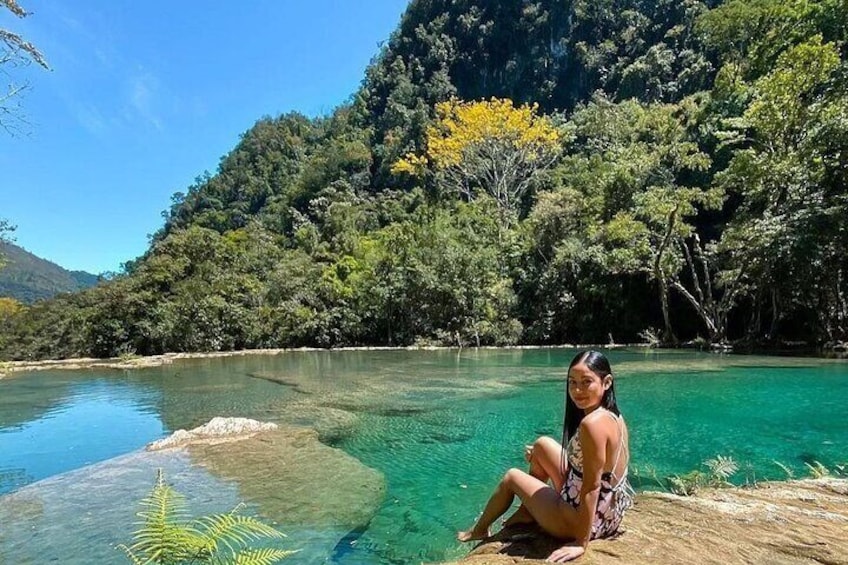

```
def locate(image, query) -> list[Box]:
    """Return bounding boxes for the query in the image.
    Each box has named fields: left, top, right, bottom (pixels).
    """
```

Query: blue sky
left=0, top=0, right=409, bottom=274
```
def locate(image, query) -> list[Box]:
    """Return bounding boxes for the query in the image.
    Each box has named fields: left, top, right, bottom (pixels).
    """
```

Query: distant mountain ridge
left=0, top=242, right=99, bottom=303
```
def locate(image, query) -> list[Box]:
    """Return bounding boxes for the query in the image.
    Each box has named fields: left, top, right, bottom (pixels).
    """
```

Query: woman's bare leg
left=504, top=436, right=566, bottom=527
left=458, top=468, right=578, bottom=542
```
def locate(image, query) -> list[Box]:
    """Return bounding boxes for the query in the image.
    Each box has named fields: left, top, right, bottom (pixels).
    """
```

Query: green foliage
left=716, top=36, right=848, bottom=343
left=0, top=242, right=99, bottom=303
left=0, top=219, right=13, bottom=269
left=1, top=0, right=847, bottom=358
left=805, top=461, right=831, bottom=479
left=119, top=470, right=295, bottom=565
left=667, top=455, right=739, bottom=495
left=773, top=460, right=795, bottom=479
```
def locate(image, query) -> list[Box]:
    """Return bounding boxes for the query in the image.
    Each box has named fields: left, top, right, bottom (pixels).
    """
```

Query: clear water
left=0, top=349, right=846, bottom=564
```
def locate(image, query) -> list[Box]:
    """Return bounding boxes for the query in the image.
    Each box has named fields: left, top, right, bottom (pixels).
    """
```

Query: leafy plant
left=805, top=461, right=831, bottom=479
left=773, top=460, right=795, bottom=479
left=667, top=455, right=739, bottom=496
left=118, top=469, right=296, bottom=565
left=667, top=470, right=707, bottom=496
left=704, top=455, right=739, bottom=484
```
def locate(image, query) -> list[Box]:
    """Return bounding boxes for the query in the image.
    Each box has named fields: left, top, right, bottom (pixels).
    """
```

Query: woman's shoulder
left=579, top=409, right=622, bottom=434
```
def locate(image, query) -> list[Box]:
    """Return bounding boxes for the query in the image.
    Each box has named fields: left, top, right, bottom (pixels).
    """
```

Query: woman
left=457, top=350, right=633, bottom=563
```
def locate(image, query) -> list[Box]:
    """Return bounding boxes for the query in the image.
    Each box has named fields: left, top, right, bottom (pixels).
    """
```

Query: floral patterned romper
left=560, top=410, right=634, bottom=539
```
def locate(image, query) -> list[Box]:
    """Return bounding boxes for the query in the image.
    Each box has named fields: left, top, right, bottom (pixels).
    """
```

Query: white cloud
left=127, top=70, right=163, bottom=130
left=70, top=101, right=108, bottom=135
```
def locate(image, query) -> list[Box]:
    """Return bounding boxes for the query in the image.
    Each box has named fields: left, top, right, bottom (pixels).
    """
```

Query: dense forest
left=1, top=0, right=847, bottom=360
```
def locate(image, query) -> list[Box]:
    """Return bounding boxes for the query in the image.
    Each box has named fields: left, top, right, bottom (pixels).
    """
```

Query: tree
left=696, top=0, right=846, bottom=81
left=0, top=217, right=14, bottom=268
left=715, top=36, right=848, bottom=343
left=1, top=0, right=49, bottom=134
left=540, top=96, right=728, bottom=343
left=392, top=97, right=561, bottom=224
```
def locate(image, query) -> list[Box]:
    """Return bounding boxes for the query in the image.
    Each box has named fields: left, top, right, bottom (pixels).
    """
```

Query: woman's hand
left=524, top=444, right=533, bottom=463
left=546, top=544, right=585, bottom=562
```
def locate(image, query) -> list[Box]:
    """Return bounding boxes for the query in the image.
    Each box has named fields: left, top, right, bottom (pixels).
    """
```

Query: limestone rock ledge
left=146, top=417, right=278, bottom=450
left=145, top=416, right=386, bottom=530
left=442, top=478, right=848, bottom=565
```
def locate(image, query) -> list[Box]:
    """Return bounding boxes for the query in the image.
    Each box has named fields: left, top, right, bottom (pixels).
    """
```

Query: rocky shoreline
left=442, top=478, right=848, bottom=565
left=0, top=343, right=648, bottom=378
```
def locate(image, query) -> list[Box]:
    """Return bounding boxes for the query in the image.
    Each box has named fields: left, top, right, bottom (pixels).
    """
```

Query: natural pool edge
left=0, top=343, right=652, bottom=378
left=442, top=477, right=848, bottom=565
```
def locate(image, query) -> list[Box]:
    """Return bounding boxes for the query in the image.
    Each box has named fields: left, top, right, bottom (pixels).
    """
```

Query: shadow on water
left=330, top=524, right=370, bottom=562
left=320, top=401, right=430, bottom=417
left=245, top=372, right=314, bottom=395
left=421, top=430, right=474, bottom=444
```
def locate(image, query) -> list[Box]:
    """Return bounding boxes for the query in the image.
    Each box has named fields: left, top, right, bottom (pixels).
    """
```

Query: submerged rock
left=145, top=416, right=386, bottom=529
left=443, top=479, right=848, bottom=565
left=146, top=416, right=278, bottom=450
left=187, top=425, right=386, bottom=529
left=0, top=418, right=386, bottom=563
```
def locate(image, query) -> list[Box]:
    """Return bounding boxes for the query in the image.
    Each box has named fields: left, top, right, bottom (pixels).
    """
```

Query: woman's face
left=567, top=362, right=610, bottom=412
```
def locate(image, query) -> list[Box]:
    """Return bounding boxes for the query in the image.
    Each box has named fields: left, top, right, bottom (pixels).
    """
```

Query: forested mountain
left=1, top=0, right=846, bottom=360
left=0, top=242, right=99, bottom=303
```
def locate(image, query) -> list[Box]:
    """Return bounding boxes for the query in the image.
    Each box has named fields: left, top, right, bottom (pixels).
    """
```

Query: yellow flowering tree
left=392, top=98, right=560, bottom=221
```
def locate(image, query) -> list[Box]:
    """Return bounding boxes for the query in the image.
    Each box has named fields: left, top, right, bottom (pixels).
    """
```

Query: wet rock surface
left=187, top=424, right=386, bottom=529
left=441, top=479, right=848, bottom=565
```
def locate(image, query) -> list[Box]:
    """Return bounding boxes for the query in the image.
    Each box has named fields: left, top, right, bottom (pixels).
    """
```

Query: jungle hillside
left=1, top=0, right=847, bottom=360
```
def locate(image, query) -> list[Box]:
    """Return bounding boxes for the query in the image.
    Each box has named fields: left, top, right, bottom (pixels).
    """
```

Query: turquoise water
left=0, top=349, right=846, bottom=563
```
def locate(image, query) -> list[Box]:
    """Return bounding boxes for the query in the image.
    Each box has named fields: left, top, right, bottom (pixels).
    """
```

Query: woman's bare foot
left=503, top=505, right=535, bottom=527
left=457, top=527, right=491, bottom=542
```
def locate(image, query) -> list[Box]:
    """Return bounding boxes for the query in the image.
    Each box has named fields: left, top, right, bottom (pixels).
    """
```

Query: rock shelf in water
left=443, top=478, right=848, bottom=565
left=0, top=417, right=386, bottom=563
left=145, top=417, right=387, bottom=529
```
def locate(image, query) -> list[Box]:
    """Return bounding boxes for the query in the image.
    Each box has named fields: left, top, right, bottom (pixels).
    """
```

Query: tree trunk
left=658, top=277, right=676, bottom=344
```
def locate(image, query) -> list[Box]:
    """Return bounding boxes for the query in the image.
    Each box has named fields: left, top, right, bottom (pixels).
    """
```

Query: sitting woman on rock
left=458, top=350, right=634, bottom=562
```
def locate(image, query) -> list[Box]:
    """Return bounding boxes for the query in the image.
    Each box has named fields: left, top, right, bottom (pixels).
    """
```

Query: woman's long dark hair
left=560, top=350, right=620, bottom=474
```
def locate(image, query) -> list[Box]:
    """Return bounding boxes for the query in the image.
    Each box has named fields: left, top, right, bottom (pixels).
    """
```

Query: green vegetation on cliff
left=1, top=0, right=847, bottom=360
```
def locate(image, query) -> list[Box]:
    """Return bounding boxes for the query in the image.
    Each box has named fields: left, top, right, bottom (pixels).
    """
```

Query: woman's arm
left=573, top=418, right=607, bottom=546
left=549, top=418, right=608, bottom=562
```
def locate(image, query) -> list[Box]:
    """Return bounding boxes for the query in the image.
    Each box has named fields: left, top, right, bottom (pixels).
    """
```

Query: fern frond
left=194, top=512, right=287, bottom=556
left=119, top=470, right=293, bottom=564
left=224, top=548, right=299, bottom=565
left=125, top=469, right=202, bottom=563
left=773, top=460, right=794, bottom=479
left=704, top=455, right=738, bottom=481
left=805, top=461, right=830, bottom=478
left=116, top=544, right=146, bottom=565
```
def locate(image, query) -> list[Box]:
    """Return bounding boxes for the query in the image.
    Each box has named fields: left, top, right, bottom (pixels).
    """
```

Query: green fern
left=666, top=455, right=740, bottom=496
left=226, top=548, right=299, bottom=565
left=667, top=470, right=706, bottom=496
left=805, top=461, right=830, bottom=478
left=773, top=460, right=795, bottom=480
left=119, top=469, right=296, bottom=565
left=704, top=455, right=738, bottom=484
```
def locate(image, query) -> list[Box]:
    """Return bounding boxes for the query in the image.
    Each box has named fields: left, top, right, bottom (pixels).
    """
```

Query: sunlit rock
left=443, top=479, right=848, bottom=565
left=146, top=417, right=278, bottom=450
